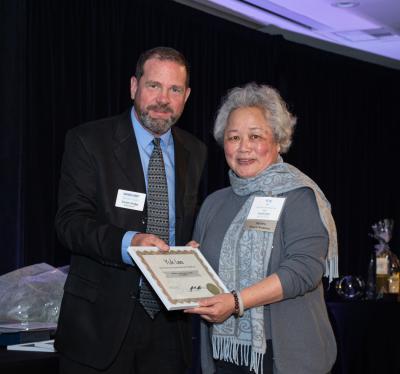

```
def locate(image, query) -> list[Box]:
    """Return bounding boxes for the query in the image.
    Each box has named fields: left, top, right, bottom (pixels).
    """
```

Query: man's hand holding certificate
left=128, top=246, right=228, bottom=310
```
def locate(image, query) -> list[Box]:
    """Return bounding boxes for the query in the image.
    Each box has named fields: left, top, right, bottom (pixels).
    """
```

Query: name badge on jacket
left=115, top=189, right=146, bottom=211
left=245, top=196, right=286, bottom=232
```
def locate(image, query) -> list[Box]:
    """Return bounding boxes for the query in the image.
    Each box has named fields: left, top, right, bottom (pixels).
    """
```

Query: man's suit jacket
left=55, top=110, right=207, bottom=369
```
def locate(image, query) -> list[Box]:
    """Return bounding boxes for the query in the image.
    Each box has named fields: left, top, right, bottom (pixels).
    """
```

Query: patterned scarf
left=212, top=158, right=338, bottom=374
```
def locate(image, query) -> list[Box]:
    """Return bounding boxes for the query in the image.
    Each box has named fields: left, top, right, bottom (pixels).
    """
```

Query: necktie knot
left=152, top=137, right=161, bottom=147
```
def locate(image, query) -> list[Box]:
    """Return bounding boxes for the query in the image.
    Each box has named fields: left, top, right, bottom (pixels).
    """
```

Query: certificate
left=128, top=246, right=228, bottom=310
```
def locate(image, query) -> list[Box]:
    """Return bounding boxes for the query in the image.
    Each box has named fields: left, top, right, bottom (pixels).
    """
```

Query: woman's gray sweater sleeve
left=274, top=187, right=329, bottom=299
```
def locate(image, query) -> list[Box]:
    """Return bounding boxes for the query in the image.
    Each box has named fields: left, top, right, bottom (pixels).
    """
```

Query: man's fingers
left=131, top=233, right=169, bottom=251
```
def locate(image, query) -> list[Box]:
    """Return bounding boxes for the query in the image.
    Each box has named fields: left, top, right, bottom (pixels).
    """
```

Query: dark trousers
left=60, top=303, right=186, bottom=374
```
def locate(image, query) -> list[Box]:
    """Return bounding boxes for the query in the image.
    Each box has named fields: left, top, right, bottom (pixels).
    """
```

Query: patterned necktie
left=139, top=137, right=169, bottom=318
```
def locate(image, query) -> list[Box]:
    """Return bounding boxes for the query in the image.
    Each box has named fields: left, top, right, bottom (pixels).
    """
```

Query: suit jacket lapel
left=112, top=115, right=190, bottom=243
left=173, top=128, right=189, bottom=242
left=112, top=110, right=146, bottom=193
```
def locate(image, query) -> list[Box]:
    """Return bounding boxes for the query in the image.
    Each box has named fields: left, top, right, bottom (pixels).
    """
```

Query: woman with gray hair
left=185, top=83, right=338, bottom=374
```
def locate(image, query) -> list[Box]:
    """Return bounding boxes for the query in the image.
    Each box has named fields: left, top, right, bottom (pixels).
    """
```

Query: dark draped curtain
left=1, top=0, right=399, bottom=281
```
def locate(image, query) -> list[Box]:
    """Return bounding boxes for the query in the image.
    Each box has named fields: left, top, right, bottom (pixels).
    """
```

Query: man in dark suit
left=55, top=47, right=207, bottom=373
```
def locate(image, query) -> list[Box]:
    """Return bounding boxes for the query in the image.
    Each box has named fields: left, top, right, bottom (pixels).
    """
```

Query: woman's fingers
left=184, top=294, right=235, bottom=323
left=186, top=240, right=200, bottom=248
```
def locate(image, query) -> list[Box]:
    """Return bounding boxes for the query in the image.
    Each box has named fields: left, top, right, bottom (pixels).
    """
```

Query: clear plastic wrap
left=0, top=263, right=68, bottom=323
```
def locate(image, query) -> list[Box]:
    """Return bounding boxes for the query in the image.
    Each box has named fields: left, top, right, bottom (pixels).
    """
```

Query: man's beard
left=135, top=102, right=178, bottom=135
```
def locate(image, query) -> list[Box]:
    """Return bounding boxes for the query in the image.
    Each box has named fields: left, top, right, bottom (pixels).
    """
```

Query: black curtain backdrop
left=1, top=0, right=399, bottom=284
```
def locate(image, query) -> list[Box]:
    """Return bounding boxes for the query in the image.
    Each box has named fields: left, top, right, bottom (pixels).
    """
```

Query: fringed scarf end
left=212, top=335, right=264, bottom=374
left=325, top=255, right=339, bottom=283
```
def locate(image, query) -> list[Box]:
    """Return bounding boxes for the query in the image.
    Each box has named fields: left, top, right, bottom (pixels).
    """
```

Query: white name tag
left=115, top=189, right=146, bottom=211
left=245, top=196, right=286, bottom=232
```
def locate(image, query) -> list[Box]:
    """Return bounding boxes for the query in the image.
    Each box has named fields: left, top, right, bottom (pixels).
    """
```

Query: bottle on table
left=387, top=251, right=400, bottom=295
left=375, top=244, right=390, bottom=296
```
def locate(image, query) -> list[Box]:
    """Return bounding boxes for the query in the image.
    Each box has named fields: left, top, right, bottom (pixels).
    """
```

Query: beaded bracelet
left=231, top=290, right=244, bottom=317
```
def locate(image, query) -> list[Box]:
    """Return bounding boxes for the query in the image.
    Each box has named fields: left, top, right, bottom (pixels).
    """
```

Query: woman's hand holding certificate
left=128, top=246, right=228, bottom=310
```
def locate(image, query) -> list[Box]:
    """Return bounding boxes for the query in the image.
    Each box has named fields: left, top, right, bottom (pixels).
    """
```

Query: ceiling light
left=331, top=1, right=360, bottom=8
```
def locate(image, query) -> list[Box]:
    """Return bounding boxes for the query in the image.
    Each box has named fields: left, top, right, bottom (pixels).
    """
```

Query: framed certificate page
left=128, top=246, right=228, bottom=310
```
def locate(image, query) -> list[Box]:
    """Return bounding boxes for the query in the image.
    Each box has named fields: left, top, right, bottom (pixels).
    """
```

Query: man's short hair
left=135, top=47, right=190, bottom=87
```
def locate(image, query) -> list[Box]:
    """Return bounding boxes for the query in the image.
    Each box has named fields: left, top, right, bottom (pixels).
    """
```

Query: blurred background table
left=0, top=347, right=58, bottom=374
left=327, top=300, right=400, bottom=374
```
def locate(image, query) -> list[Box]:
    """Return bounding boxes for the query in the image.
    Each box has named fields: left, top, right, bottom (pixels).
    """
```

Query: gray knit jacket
left=194, top=186, right=337, bottom=374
